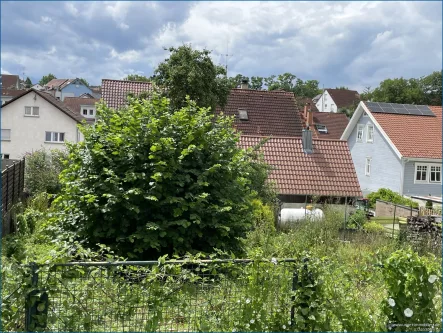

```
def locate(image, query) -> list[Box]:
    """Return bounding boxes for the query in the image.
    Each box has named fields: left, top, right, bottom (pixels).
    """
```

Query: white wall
left=315, top=91, right=337, bottom=113
left=1, top=92, right=83, bottom=159
left=1, top=96, right=13, bottom=105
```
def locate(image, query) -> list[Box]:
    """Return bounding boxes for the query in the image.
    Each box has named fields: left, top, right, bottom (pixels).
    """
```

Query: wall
left=348, top=111, right=402, bottom=196
left=375, top=199, right=418, bottom=218
left=1, top=92, right=81, bottom=159
left=1, top=96, right=13, bottom=105
left=402, top=161, right=442, bottom=197
left=61, top=80, right=93, bottom=101
left=315, top=91, right=337, bottom=113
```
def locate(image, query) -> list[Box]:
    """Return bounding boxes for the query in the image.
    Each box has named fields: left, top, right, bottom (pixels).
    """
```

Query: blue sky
left=1, top=1, right=441, bottom=92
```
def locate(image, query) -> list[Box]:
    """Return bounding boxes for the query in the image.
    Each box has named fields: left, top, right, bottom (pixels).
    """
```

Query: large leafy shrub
left=53, top=95, right=259, bottom=259
left=367, top=188, right=419, bottom=209
left=382, top=248, right=442, bottom=332
left=24, top=149, right=67, bottom=195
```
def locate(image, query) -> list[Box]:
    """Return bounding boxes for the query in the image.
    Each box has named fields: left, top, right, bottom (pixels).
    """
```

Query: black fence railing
left=19, top=259, right=299, bottom=332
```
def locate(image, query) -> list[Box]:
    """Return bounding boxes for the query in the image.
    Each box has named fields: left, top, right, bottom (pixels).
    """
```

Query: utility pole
left=224, top=39, right=233, bottom=77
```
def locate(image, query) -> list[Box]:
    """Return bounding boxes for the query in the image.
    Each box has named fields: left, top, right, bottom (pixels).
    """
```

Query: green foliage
left=425, top=200, right=433, bottom=209
left=361, top=71, right=442, bottom=106
left=367, top=188, right=419, bottom=209
left=153, top=44, right=231, bottom=110
left=347, top=210, right=368, bottom=229
left=25, top=77, right=32, bottom=88
left=251, top=199, right=275, bottom=233
left=79, top=78, right=89, bottom=87
left=122, top=74, right=151, bottom=82
left=263, top=73, right=322, bottom=98
left=363, top=221, right=386, bottom=234
left=54, top=95, right=259, bottom=259
left=24, top=149, right=67, bottom=196
left=382, top=248, right=442, bottom=332
left=38, top=73, right=56, bottom=86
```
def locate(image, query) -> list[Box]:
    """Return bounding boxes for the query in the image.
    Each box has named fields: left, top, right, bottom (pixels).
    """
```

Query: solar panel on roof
left=365, top=101, right=436, bottom=117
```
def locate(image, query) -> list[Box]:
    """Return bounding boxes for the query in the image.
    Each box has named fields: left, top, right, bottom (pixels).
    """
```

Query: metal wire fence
left=24, top=259, right=298, bottom=332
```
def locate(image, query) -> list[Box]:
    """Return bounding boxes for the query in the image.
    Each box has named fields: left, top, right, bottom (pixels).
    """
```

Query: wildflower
left=404, top=308, right=413, bottom=317
left=388, top=298, right=395, bottom=307
left=271, top=257, right=278, bottom=265
left=369, top=315, right=373, bottom=320
left=288, top=321, right=291, bottom=325
left=282, top=325, right=286, bottom=330
left=246, top=324, right=250, bottom=329
left=428, top=275, right=438, bottom=284
left=245, top=298, right=251, bottom=304
left=418, top=292, right=422, bottom=297
left=250, top=319, right=255, bottom=324
left=237, top=300, right=240, bottom=303
left=232, top=329, right=236, bottom=332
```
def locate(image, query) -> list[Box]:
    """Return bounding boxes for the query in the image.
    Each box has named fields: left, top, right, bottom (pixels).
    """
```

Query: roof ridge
left=240, top=134, right=346, bottom=142
left=231, top=88, right=294, bottom=95
left=102, top=78, right=152, bottom=84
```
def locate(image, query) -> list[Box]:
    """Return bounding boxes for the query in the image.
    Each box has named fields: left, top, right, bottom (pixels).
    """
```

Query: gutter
left=399, top=158, right=408, bottom=195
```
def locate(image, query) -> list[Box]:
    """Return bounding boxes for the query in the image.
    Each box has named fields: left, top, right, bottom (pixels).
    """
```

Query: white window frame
left=365, top=157, right=371, bottom=176
left=1, top=129, right=11, bottom=141
left=356, top=124, right=364, bottom=142
left=45, top=131, right=65, bottom=143
left=415, top=163, right=441, bottom=184
left=24, top=106, right=39, bottom=117
left=366, top=124, right=374, bottom=143
left=81, top=105, right=96, bottom=119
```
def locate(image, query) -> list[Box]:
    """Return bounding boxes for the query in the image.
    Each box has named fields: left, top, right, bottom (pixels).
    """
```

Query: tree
left=360, top=86, right=372, bottom=101
left=39, top=73, right=56, bottom=86
left=123, top=74, right=151, bottom=82
left=420, top=71, right=442, bottom=106
left=152, top=44, right=231, bottom=110
left=54, top=94, right=260, bottom=259
left=228, top=74, right=244, bottom=89
left=79, top=78, right=89, bottom=87
left=369, top=77, right=425, bottom=104
left=250, top=76, right=264, bottom=90
left=25, top=77, right=32, bottom=88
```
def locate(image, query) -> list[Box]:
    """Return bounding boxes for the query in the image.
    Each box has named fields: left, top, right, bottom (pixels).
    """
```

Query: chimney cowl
left=240, top=77, right=249, bottom=89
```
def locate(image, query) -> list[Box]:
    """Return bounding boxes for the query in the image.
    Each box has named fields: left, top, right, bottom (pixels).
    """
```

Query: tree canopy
left=152, top=45, right=231, bottom=111
left=39, top=73, right=56, bottom=86
left=360, top=71, right=442, bottom=106
left=79, top=78, right=89, bottom=87
left=24, top=77, right=32, bottom=88
left=54, top=94, right=262, bottom=259
left=123, top=74, right=151, bottom=82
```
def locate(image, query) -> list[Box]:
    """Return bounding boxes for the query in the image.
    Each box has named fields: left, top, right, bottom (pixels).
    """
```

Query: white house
left=1, top=89, right=85, bottom=160
left=315, top=89, right=360, bottom=113
left=31, top=84, right=45, bottom=91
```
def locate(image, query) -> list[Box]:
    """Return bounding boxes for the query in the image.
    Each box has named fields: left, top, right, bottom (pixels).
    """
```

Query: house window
left=1, top=129, right=11, bottom=141
left=357, top=124, right=364, bottom=142
left=366, top=125, right=374, bottom=143
left=89, top=109, right=94, bottom=116
left=325, top=104, right=328, bottom=108
left=430, top=166, right=441, bottom=183
left=415, top=165, right=428, bottom=182
left=83, top=109, right=88, bottom=115
left=315, top=124, right=328, bottom=134
left=2, top=154, right=10, bottom=159
left=25, top=106, right=39, bottom=116
left=45, top=131, right=65, bottom=143
left=365, top=157, right=371, bottom=176
left=363, top=111, right=368, bottom=117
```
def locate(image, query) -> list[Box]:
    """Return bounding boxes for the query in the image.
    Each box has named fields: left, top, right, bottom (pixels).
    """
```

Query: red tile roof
left=2, top=89, right=85, bottom=123
left=216, top=89, right=303, bottom=137
left=326, top=89, right=360, bottom=108
left=102, top=79, right=153, bottom=109
left=312, top=112, right=349, bottom=140
left=2, top=89, right=27, bottom=97
left=239, top=135, right=362, bottom=197
left=367, top=104, right=442, bottom=159
left=45, top=79, right=69, bottom=89
left=1, top=74, right=20, bottom=89
left=63, top=97, right=100, bottom=115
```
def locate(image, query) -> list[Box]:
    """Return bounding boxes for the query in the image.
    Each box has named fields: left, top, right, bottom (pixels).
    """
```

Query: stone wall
left=375, top=199, right=418, bottom=218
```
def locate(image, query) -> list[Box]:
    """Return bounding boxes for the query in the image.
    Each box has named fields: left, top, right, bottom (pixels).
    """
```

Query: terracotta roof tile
left=312, top=112, right=349, bottom=139
left=63, top=97, right=100, bottom=115
left=326, top=89, right=360, bottom=108
left=365, top=102, right=442, bottom=159
left=2, top=89, right=27, bottom=97
left=45, top=79, right=69, bottom=89
left=0, top=74, right=20, bottom=89
left=102, top=79, right=153, bottom=109
left=216, top=89, right=303, bottom=137
left=240, top=135, right=362, bottom=197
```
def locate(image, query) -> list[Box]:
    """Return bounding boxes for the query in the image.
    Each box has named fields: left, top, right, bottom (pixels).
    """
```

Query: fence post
left=25, top=262, right=48, bottom=332
left=392, top=204, right=397, bottom=239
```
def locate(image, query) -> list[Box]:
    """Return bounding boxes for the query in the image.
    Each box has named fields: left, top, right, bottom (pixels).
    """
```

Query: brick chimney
left=304, top=103, right=314, bottom=129
left=240, top=78, right=249, bottom=89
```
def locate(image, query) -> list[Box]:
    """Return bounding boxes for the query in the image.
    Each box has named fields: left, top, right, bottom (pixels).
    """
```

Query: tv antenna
left=223, top=39, right=233, bottom=77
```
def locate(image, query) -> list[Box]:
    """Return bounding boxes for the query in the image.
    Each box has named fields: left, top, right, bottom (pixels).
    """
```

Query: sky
left=1, top=1, right=442, bottom=92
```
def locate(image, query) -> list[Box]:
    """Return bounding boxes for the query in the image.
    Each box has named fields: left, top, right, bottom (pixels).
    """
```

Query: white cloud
left=109, top=48, right=141, bottom=62
left=47, top=46, right=57, bottom=55
left=41, top=16, right=52, bottom=23
left=65, top=3, right=78, bottom=17
left=1, top=68, right=12, bottom=75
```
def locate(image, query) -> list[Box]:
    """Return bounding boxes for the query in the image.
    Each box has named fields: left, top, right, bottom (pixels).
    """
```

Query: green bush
left=363, top=221, right=386, bottom=234
left=382, top=248, right=442, bottom=332
left=24, top=149, right=67, bottom=195
left=347, top=210, right=367, bottom=229
left=54, top=95, right=263, bottom=259
left=367, top=188, right=419, bottom=209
